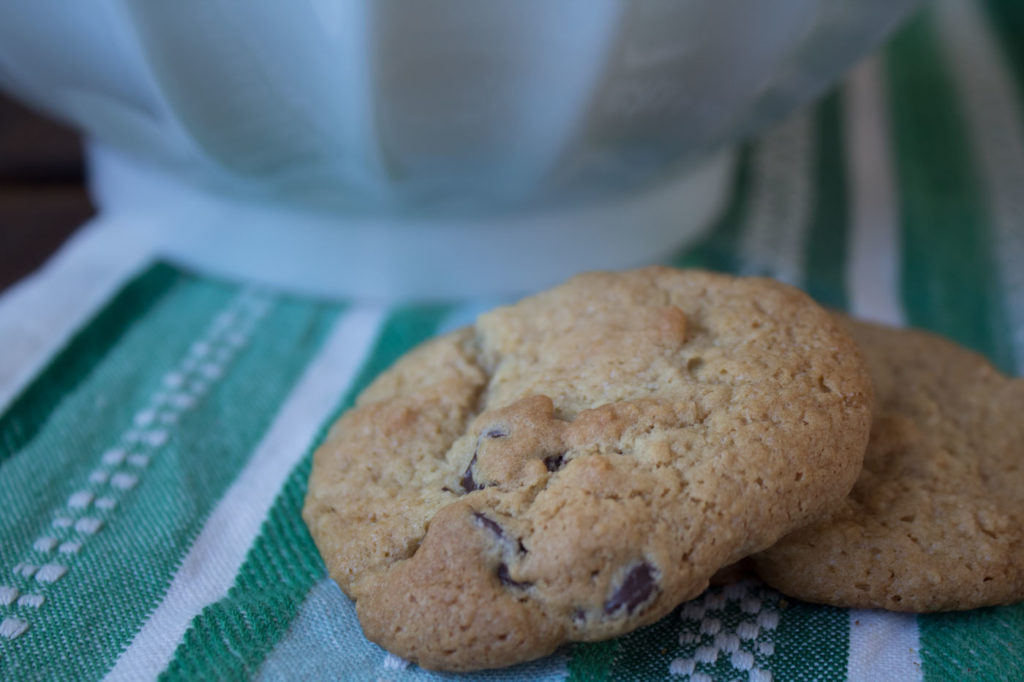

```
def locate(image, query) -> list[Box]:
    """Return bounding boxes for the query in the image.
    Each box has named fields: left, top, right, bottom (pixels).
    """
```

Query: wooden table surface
left=0, top=92, right=95, bottom=294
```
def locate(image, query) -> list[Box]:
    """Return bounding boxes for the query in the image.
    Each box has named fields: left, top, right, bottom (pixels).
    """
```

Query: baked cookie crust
left=303, top=267, right=872, bottom=670
left=755, top=318, right=1024, bottom=612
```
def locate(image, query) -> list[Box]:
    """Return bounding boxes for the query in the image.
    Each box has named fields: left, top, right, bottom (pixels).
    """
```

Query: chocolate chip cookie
left=303, top=267, right=872, bottom=670
left=754, top=318, right=1024, bottom=612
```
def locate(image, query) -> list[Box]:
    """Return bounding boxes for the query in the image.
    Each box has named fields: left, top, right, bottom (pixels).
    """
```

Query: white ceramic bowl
left=0, top=0, right=919, bottom=298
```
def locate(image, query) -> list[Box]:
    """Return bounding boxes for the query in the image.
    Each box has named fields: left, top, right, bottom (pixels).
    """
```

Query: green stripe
left=672, top=145, right=754, bottom=273
left=567, top=638, right=619, bottom=681
left=160, top=304, right=452, bottom=682
left=0, top=272, right=341, bottom=681
left=770, top=599, right=848, bottom=681
left=953, top=4, right=1024, bottom=677
left=1, top=273, right=232, bottom=578
left=886, top=9, right=1015, bottom=373
left=981, top=0, right=1024, bottom=116
left=887, top=10, right=1024, bottom=679
left=0, top=263, right=181, bottom=466
left=918, top=605, right=1024, bottom=682
left=804, top=89, right=851, bottom=311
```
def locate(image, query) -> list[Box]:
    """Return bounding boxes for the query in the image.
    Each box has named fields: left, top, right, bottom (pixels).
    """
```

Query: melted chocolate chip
left=460, top=454, right=482, bottom=493
left=497, top=563, right=530, bottom=589
left=603, top=562, right=658, bottom=616
left=473, top=513, right=528, bottom=557
left=485, top=427, right=507, bottom=439
left=543, top=453, right=565, bottom=472
left=473, top=512, right=505, bottom=539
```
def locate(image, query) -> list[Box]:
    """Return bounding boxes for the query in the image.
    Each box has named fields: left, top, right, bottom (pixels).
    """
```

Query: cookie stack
left=302, top=267, right=1024, bottom=672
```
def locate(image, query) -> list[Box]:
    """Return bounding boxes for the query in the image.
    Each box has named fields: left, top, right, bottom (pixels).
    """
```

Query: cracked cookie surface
left=754, top=318, right=1024, bottom=612
left=303, top=267, right=872, bottom=671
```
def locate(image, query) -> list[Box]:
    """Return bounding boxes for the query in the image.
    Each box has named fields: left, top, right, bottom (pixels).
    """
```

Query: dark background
left=0, top=92, right=94, bottom=293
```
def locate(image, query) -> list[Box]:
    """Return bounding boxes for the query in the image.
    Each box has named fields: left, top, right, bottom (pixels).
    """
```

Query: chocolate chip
left=497, top=563, right=530, bottom=589
left=473, top=512, right=505, bottom=539
left=461, top=454, right=482, bottom=493
left=485, top=427, right=507, bottom=439
left=543, top=453, right=565, bottom=472
left=603, top=562, right=658, bottom=616
left=473, top=512, right=527, bottom=557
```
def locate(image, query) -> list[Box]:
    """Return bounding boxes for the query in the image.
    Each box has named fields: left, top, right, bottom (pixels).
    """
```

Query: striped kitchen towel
left=2, top=0, right=1023, bottom=679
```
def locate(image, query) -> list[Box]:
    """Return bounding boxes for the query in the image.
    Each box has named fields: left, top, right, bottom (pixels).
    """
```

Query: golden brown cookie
left=303, top=267, right=872, bottom=671
left=754, top=318, right=1024, bottom=612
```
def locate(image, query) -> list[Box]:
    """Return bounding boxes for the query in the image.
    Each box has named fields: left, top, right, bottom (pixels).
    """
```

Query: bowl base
left=88, top=145, right=736, bottom=301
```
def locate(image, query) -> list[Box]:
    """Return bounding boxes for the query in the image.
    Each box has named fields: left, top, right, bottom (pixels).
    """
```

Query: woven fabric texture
left=2, top=1, right=1024, bottom=679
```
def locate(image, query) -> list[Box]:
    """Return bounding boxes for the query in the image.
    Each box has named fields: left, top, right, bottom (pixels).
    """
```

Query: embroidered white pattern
left=144, top=430, right=169, bottom=448
left=732, top=649, right=755, bottom=670
left=74, top=517, right=103, bottom=535
left=382, top=653, right=411, bottom=670
left=12, top=564, right=36, bottom=579
left=102, top=448, right=127, bottom=465
left=0, top=289, right=274, bottom=643
left=133, top=409, right=156, bottom=426
left=669, top=658, right=695, bottom=676
left=199, top=363, right=223, bottom=380
left=95, top=497, right=117, bottom=511
left=668, top=582, right=779, bottom=680
left=699, top=618, right=721, bottom=636
left=0, top=617, right=29, bottom=640
left=32, top=538, right=58, bottom=554
left=188, top=379, right=209, bottom=397
left=0, top=586, right=17, bottom=607
left=127, top=454, right=150, bottom=468
left=34, top=564, right=67, bottom=584
left=169, top=393, right=196, bottom=410
left=67, top=491, right=94, bottom=509
left=110, top=473, right=138, bottom=490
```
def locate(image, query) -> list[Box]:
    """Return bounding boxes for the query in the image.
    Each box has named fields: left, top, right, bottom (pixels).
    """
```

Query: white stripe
left=844, top=56, right=907, bottom=327
left=104, top=305, right=387, bottom=681
left=843, top=58, right=919, bottom=680
left=738, top=107, right=816, bottom=287
left=847, top=610, right=922, bottom=682
left=935, top=0, right=1024, bottom=371
left=0, top=216, right=156, bottom=412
